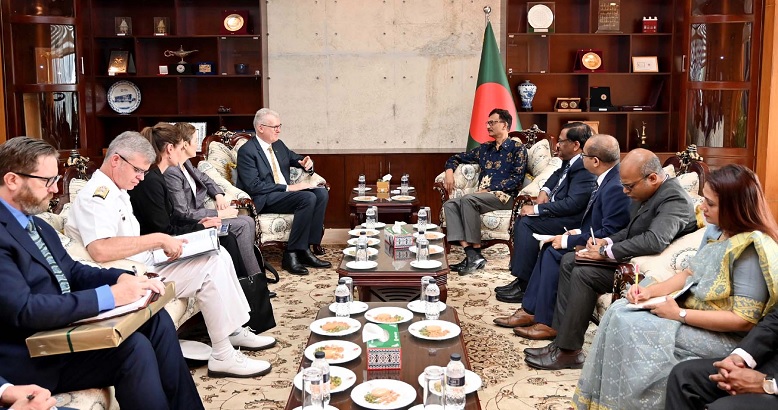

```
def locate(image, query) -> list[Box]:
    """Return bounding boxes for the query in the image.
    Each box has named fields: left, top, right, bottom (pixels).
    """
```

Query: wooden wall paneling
left=757, top=0, right=778, bottom=217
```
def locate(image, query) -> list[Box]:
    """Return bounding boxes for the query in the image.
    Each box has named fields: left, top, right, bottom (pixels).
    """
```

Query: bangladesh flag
left=467, top=21, right=520, bottom=151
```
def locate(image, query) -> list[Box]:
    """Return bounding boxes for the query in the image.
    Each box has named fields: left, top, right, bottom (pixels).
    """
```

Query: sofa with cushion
left=432, top=128, right=562, bottom=255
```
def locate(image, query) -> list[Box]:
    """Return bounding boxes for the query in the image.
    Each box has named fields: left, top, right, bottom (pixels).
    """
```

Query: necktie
left=583, top=185, right=599, bottom=217
left=267, top=146, right=281, bottom=183
left=27, top=219, right=70, bottom=294
left=549, top=162, right=571, bottom=199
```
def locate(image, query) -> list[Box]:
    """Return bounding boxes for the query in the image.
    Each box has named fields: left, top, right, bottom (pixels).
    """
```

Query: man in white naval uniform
left=65, top=131, right=274, bottom=378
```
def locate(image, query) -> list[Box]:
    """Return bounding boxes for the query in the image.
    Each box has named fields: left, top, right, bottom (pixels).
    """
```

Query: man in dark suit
left=495, top=122, right=597, bottom=303
left=665, top=307, right=778, bottom=409
left=0, top=137, right=203, bottom=409
left=525, top=148, right=698, bottom=370
left=236, top=108, right=330, bottom=275
left=494, top=134, right=631, bottom=339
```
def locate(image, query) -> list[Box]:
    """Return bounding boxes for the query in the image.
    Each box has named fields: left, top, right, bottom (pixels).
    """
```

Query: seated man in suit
left=442, top=108, right=528, bottom=275
left=0, top=137, right=203, bottom=409
left=494, top=134, right=631, bottom=339
left=666, top=306, right=778, bottom=409
left=525, top=148, right=698, bottom=370
left=236, top=108, right=330, bottom=275
left=66, top=132, right=275, bottom=379
left=495, top=122, right=597, bottom=303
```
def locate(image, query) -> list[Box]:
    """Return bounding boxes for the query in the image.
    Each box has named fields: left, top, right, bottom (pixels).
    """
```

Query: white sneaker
left=229, top=327, right=276, bottom=351
left=207, top=350, right=272, bottom=378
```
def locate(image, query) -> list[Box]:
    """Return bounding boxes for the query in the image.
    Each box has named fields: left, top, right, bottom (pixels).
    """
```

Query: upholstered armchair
left=197, top=132, right=328, bottom=253
left=592, top=145, right=710, bottom=323
left=432, top=126, right=562, bottom=256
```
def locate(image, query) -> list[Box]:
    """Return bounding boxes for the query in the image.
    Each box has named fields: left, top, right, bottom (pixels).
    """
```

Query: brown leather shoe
left=525, top=344, right=585, bottom=370
left=524, top=342, right=555, bottom=357
left=493, top=308, right=536, bottom=328
left=513, top=323, right=557, bottom=340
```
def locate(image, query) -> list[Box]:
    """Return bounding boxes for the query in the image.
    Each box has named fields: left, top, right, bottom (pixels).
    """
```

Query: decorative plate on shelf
left=582, top=52, right=602, bottom=70
left=107, top=80, right=141, bottom=114
left=527, top=4, right=554, bottom=31
left=223, top=13, right=245, bottom=32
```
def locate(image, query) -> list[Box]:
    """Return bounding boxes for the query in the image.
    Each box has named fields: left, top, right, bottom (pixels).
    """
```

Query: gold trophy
left=164, top=46, right=198, bottom=74
left=635, top=121, right=648, bottom=148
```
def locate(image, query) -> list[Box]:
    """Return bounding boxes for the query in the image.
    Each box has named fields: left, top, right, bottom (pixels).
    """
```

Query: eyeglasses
left=558, top=138, right=572, bottom=145
left=118, top=154, right=149, bottom=176
left=486, top=120, right=505, bottom=127
left=621, top=174, right=653, bottom=192
left=14, top=172, right=61, bottom=188
left=581, top=153, right=599, bottom=160
left=260, top=123, right=282, bottom=131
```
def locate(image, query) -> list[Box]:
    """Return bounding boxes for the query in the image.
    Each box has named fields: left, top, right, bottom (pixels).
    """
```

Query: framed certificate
left=632, top=56, right=659, bottom=73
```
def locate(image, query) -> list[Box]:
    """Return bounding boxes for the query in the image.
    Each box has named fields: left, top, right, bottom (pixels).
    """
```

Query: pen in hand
left=589, top=227, right=596, bottom=246
left=563, top=226, right=569, bottom=235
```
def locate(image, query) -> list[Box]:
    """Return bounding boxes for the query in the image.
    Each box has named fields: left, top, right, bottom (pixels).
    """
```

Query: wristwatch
left=763, top=376, right=777, bottom=395
left=598, top=245, right=607, bottom=257
left=679, top=309, right=687, bottom=323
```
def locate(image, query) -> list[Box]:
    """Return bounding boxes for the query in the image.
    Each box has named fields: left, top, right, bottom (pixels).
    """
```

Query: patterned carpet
left=187, top=245, right=597, bottom=409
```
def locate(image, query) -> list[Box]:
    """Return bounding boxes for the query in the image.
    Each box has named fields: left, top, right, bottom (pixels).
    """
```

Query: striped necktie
left=267, top=146, right=282, bottom=183
left=27, top=219, right=70, bottom=294
left=583, top=185, right=599, bottom=217
left=549, top=162, right=571, bottom=199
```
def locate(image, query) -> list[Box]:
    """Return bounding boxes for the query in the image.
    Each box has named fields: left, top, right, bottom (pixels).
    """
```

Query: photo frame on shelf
left=115, top=17, right=132, bottom=36
left=555, top=97, right=582, bottom=112
left=153, top=17, right=170, bottom=36
left=632, top=56, right=659, bottom=73
left=107, top=50, right=135, bottom=75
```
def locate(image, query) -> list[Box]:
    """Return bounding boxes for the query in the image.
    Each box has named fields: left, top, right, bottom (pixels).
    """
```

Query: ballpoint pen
left=589, top=227, right=596, bottom=246
left=563, top=226, right=569, bottom=234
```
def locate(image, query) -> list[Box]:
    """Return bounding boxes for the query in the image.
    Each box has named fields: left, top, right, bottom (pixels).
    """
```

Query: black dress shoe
left=524, top=342, right=555, bottom=357
left=281, top=252, right=309, bottom=275
left=298, top=249, right=332, bottom=268
left=449, top=258, right=468, bottom=272
left=525, top=344, right=585, bottom=370
left=495, top=278, right=520, bottom=293
left=311, top=244, right=325, bottom=256
left=495, top=287, right=525, bottom=303
left=268, top=291, right=277, bottom=298
left=458, top=257, right=486, bottom=275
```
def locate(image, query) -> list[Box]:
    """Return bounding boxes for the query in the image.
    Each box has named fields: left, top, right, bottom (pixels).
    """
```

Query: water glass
left=422, top=365, right=445, bottom=409
left=357, top=174, right=366, bottom=195
left=416, top=236, right=429, bottom=262
left=420, top=275, right=433, bottom=303
left=301, top=367, right=324, bottom=409
left=400, top=174, right=410, bottom=195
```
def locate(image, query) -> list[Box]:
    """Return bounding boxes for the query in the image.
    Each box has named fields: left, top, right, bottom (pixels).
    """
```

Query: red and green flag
left=467, top=21, right=520, bottom=151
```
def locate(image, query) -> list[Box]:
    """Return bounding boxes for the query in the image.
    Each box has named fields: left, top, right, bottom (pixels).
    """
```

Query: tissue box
left=384, top=226, right=414, bottom=248
left=384, top=245, right=413, bottom=260
left=367, top=324, right=402, bottom=370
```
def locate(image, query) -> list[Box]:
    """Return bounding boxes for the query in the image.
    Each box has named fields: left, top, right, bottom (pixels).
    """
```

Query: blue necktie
left=583, top=185, right=599, bottom=217
left=27, top=219, right=70, bottom=294
left=549, top=162, right=571, bottom=200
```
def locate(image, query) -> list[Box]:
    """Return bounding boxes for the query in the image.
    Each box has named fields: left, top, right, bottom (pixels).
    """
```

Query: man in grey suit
left=525, top=148, right=698, bottom=370
left=236, top=108, right=330, bottom=275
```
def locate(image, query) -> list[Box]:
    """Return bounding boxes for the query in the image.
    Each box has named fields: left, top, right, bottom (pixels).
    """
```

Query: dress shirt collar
left=596, top=165, right=616, bottom=187
left=0, top=196, right=30, bottom=229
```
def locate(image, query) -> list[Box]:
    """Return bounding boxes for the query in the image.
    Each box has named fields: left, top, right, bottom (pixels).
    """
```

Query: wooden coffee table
left=349, top=185, right=420, bottom=228
left=337, top=231, right=449, bottom=302
left=283, top=302, right=482, bottom=410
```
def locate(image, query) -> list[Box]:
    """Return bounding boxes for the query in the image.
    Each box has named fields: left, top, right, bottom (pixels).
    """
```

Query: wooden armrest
left=432, top=180, right=450, bottom=204
left=231, top=198, right=258, bottom=217
left=507, top=194, right=534, bottom=238
left=612, top=263, right=642, bottom=303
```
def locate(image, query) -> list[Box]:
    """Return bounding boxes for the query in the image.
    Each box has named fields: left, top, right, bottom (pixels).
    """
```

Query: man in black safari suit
left=0, top=137, right=203, bottom=410
left=496, top=121, right=597, bottom=303
left=666, top=306, right=778, bottom=409
left=237, top=108, right=330, bottom=275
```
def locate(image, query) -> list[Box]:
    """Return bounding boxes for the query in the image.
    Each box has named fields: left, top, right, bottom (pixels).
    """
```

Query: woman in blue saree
left=573, top=164, right=778, bottom=409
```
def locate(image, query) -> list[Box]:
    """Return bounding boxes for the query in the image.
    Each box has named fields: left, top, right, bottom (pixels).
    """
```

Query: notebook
left=625, top=280, right=694, bottom=310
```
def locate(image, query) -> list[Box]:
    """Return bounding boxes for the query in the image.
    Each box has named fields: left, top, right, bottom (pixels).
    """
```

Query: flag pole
left=483, top=6, right=491, bottom=25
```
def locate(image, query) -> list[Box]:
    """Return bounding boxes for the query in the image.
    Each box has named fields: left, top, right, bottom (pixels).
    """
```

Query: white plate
left=364, top=306, right=414, bottom=324
left=412, top=223, right=439, bottom=230
left=310, top=317, right=362, bottom=337
left=346, top=260, right=378, bottom=270
left=390, top=195, right=416, bottom=202
left=347, top=237, right=381, bottom=247
left=304, top=340, right=362, bottom=364
left=293, top=366, right=358, bottom=394
left=414, top=231, right=446, bottom=241
left=408, top=320, right=461, bottom=341
left=179, top=339, right=211, bottom=361
left=292, top=406, right=338, bottom=410
left=353, top=187, right=373, bottom=192
left=328, top=300, right=369, bottom=315
left=354, top=196, right=378, bottom=202
left=409, top=245, right=445, bottom=255
left=350, top=379, right=417, bottom=409
left=407, top=300, right=446, bottom=314
left=342, top=247, right=379, bottom=257
left=107, top=80, right=141, bottom=114
left=359, top=222, right=386, bottom=229
left=410, top=260, right=443, bottom=269
left=348, top=229, right=380, bottom=237
left=417, top=367, right=482, bottom=395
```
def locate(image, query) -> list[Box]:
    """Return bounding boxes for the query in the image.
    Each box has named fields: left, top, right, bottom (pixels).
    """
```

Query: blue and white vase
left=517, top=80, right=537, bottom=111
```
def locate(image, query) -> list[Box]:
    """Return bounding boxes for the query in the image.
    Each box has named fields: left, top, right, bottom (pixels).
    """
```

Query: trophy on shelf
left=164, top=46, right=198, bottom=75
left=635, top=121, right=648, bottom=148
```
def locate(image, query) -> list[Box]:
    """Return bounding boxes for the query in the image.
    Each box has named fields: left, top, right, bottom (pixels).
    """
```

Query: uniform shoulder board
left=93, top=186, right=110, bottom=199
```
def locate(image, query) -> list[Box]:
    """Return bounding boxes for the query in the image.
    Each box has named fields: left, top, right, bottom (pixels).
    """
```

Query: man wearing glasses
left=237, top=108, right=330, bottom=275
left=524, top=148, right=698, bottom=370
left=443, top=108, right=528, bottom=275
left=0, top=137, right=203, bottom=409
left=495, top=122, right=597, bottom=303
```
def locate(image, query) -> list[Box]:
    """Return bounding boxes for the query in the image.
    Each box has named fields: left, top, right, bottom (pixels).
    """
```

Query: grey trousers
left=443, top=193, right=514, bottom=245
left=225, top=214, right=261, bottom=275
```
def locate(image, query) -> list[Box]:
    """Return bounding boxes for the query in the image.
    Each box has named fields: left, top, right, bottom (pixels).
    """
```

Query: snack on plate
left=331, top=375, right=343, bottom=389
left=321, top=321, right=352, bottom=333
left=364, top=387, right=400, bottom=404
left=419, top=325, right=450, bottom=338
left=315, top=344, right=345, bottom=360
left=373, top=313, right=404, bottom=322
